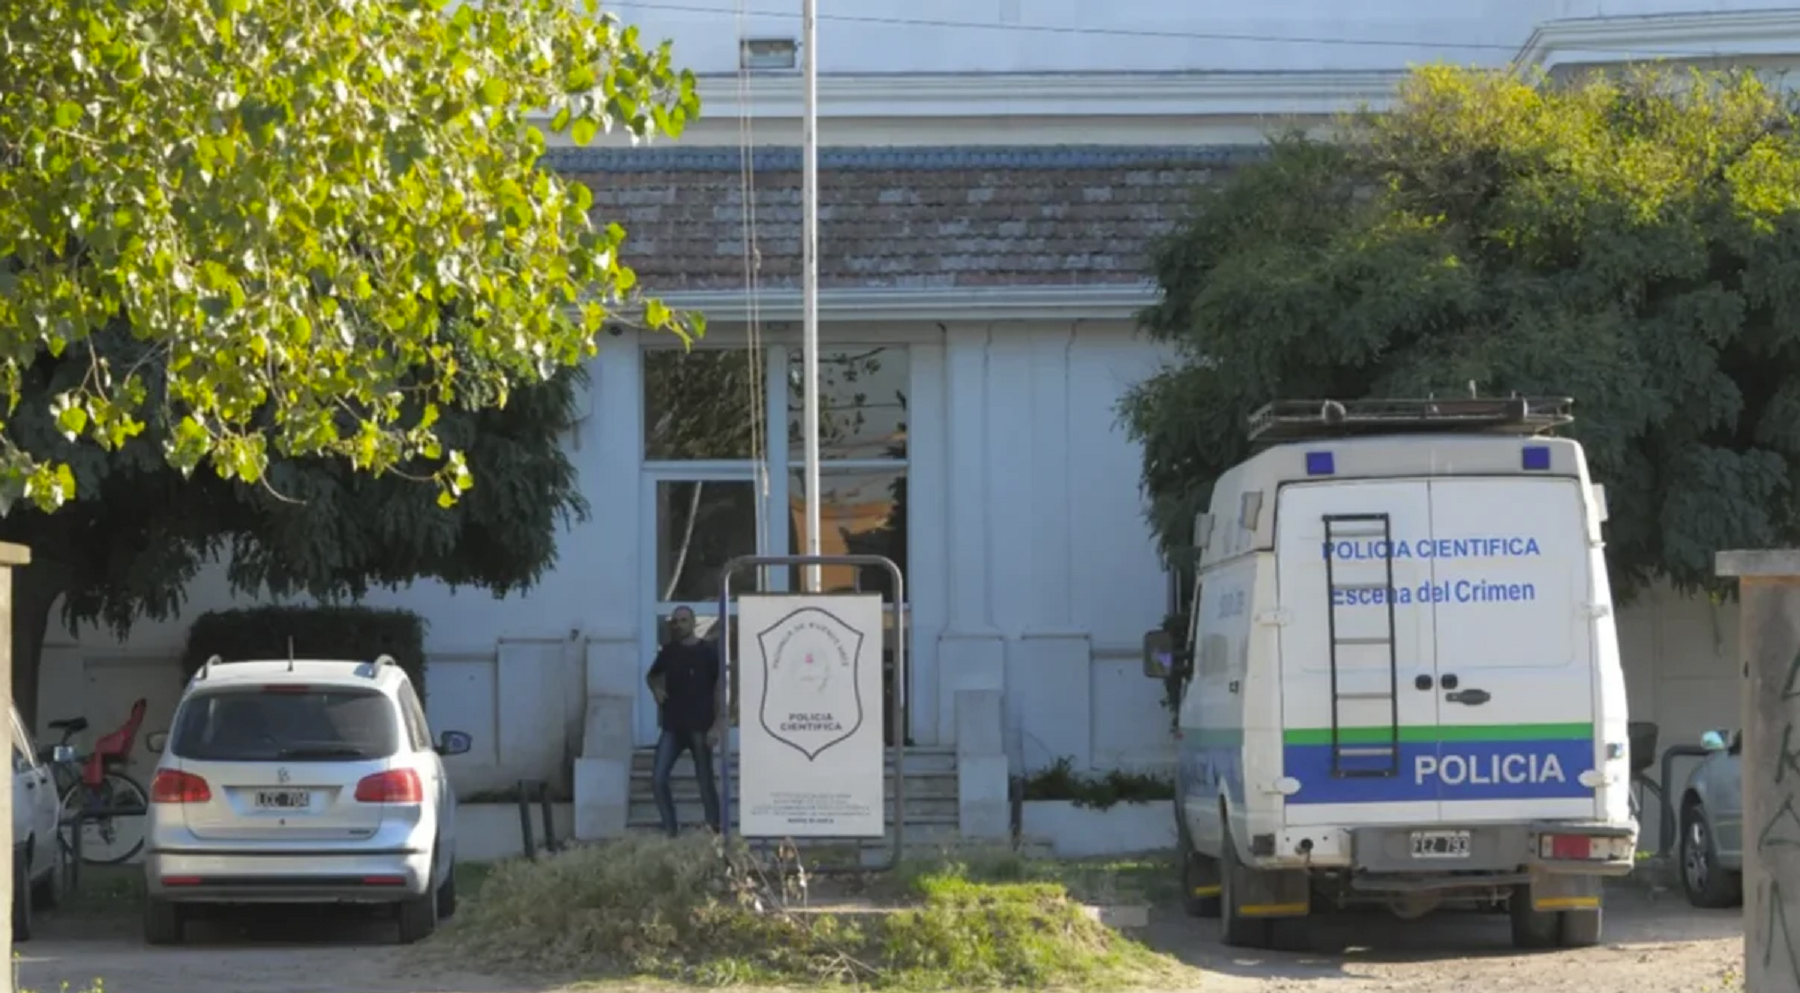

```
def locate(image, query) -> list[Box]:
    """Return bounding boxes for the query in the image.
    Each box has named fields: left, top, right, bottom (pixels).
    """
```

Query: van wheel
left=1680, top=799, right=1742, bottom=909
left=1177, top=821, right=1221, bottom=918
left=1180, top=845, right=1222, bottom=918
left=1218, top=816, right=1273, bottom=948
left=1559, top=906, right=1603, bottom=948
left=1508, top=884, right=1559, bottom=950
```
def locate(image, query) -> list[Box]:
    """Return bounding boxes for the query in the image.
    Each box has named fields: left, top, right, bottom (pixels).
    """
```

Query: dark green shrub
left=182, top=605, right=428, bottom=696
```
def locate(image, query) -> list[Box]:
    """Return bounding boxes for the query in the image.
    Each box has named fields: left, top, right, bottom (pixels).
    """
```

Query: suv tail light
left=355, top=769, right=423, bottom=804
left=151, top=769, right=212, bottom=804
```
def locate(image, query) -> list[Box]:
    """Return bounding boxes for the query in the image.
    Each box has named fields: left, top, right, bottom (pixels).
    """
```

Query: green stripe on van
left=1283, top=723, right=1592, bottom=746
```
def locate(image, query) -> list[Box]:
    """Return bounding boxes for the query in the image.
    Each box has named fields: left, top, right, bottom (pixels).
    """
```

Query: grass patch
left=868, top=848, right=1182, bottom=909
left=443, top=834, right=1188, bottom=989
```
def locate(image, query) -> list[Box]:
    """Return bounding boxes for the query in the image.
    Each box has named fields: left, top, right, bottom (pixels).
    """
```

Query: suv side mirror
left=145, top=730, right=168, bottom=754
left=436, top=730, right=473, bottom=757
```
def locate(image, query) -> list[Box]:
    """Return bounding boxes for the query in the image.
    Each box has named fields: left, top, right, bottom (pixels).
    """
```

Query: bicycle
left=39, top=698, right=152, bottom=866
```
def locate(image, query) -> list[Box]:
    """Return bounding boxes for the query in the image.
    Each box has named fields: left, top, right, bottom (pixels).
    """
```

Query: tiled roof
left=542, top=145, right=1260, bottom=292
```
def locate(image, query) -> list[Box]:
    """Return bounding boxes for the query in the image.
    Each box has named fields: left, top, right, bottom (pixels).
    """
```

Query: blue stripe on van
left=1283, top=736, right=1594, bottom=805
left=1178, top=732, right=1245, bottom=810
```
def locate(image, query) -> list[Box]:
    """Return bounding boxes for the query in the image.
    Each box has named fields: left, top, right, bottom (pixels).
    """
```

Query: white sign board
left=737, top=593, right=885, bottom=838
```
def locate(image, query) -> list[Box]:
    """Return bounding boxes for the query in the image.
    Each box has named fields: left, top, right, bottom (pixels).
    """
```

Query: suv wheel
left=12, top=848, right=32, bottom=943
left=143, top=896, right=184, bottom=946
left=397, top=845, right=440, bottom=945
left=1680, top=799, right=1742, bottom=909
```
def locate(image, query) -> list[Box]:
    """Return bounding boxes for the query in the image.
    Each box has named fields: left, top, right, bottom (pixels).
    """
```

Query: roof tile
left=544, top=145, right=1259, bottom=291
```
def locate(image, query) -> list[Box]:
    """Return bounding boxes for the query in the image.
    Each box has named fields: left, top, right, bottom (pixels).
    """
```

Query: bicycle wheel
left=60, top=772, right=150, bottom=865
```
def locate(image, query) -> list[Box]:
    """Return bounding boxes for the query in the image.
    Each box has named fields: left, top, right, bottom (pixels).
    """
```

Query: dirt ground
left=16, top=883, right=1742, bottom=993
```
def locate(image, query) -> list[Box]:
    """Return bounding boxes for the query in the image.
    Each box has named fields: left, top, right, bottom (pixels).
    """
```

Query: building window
left=643, top=348, right=767, bottom=462
left=654, top=479, right=763, bottom=602
left=786, top=346, right=910, bottom=745
left=787, top=347, right=909, bottom=462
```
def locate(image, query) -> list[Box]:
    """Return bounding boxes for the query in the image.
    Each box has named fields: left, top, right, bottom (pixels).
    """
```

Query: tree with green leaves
left=1, top=0, right=700, bottom=511
left=7, top=356, right=588, bottom=723
left=1123, top=64, right=1800, bottom=599
left=0, top=0, right=700, bottom=717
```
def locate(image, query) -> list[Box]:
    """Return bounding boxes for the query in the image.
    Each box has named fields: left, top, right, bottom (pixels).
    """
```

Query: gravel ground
left=1151, top=884, right=1743, bottom=993
left=15, top=883, right=1742, bottom=993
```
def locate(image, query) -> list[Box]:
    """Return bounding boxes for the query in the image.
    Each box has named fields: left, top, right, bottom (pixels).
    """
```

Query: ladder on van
left=1322, top=513, right=1402, bottom=778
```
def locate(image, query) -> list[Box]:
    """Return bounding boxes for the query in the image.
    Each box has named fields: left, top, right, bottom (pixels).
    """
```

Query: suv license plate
left=255, top=790, right=310, bottom=810
left=1410, top=830, right=1471, bottom=859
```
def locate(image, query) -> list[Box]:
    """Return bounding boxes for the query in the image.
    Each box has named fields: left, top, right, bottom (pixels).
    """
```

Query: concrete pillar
left=1717, top=549, right=1800, bottom=993
left=0, top=542, right=30, bottom=989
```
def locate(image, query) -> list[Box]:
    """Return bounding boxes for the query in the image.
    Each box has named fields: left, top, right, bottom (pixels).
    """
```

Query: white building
left=43, top=1, right=1800, bottom=851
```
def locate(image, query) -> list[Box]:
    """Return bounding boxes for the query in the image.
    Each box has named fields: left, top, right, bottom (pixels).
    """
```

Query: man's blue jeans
left=651, top=728, right=721, bottom=837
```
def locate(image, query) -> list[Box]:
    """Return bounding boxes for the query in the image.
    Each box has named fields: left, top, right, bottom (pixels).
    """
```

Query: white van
left=1143, top=398, right=1636, bottom=951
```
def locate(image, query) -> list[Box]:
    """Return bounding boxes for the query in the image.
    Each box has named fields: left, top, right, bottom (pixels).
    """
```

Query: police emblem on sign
left=754, top=605, right=867, bottom=761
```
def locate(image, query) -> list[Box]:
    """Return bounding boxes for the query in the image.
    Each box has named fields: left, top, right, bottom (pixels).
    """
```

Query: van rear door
left=1425, top=477, right=1597, bottom=822
left=1277, top=480, right=1441, bottom=827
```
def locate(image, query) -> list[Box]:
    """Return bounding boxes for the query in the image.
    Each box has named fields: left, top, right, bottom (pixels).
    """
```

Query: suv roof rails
left=1246, top=396, right=1575, bottom=447
left=197, top=654, right=223, bottom=681
left=358, top=654, right=399, bottom=679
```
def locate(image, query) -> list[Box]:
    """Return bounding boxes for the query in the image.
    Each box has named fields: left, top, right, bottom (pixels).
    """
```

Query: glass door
left=638, top=470, right=783, bottom=746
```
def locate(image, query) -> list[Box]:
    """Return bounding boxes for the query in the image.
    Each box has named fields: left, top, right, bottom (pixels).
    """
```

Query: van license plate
left=1410, top=830, right=1471, bottom=859
left=255, top=790, right=310, bottom=810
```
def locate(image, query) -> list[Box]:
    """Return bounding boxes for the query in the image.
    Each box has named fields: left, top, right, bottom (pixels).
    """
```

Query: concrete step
left=630, top=746, right=957, bottom=777
left=629, top=799, right=961, bottom=828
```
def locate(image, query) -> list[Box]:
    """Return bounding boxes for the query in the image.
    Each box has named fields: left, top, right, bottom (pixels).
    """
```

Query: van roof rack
left=1246, top=396, right=1575, bottom=447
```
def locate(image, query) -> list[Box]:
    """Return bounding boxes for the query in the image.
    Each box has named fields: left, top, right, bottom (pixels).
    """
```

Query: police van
left=1142, top=397, right=1636, bottom=950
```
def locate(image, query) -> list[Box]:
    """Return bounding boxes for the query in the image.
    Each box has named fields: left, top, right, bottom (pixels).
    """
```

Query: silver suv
left=142, top=655, right=472, bottom=946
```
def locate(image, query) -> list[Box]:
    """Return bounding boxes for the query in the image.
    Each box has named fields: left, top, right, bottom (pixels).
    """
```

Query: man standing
left=647, top=605, right=724, bottom=836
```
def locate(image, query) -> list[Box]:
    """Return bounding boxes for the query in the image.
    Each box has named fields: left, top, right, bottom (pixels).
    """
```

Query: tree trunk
left=10, top=559, right=65, bottom=730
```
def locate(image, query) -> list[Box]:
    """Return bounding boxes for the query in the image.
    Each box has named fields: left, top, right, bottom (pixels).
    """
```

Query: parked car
left=1678, top=728, right=1743, bottom=909
left=142, top=655, right=473, bottom=946
left=11, top=702, right=72, bottom=941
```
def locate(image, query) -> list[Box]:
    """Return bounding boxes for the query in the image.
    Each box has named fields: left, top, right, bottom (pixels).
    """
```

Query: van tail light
left=151, top=770, right=212, bottom=804
left=1540, top=833, right=1631, bottom=861
left=354, top=769, right=423, bottom=804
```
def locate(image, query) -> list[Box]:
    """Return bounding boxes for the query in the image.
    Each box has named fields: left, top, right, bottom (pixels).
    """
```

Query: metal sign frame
left=717, top=553, right=907, bottom=874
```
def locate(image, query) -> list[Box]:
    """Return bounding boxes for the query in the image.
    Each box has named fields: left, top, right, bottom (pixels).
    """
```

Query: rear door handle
left=1446, top=688, right=1490, bottom=706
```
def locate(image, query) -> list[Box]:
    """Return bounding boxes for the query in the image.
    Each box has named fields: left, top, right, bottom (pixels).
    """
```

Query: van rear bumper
left=1261, top=819, right=1637, bottom=883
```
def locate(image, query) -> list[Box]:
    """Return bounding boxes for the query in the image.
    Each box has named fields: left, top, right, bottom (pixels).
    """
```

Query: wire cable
left=613, top=1, right=1772, bottom=62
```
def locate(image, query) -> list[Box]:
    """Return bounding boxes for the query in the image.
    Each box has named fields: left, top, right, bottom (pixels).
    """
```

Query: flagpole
left=800, top=0, right=822, bottom=593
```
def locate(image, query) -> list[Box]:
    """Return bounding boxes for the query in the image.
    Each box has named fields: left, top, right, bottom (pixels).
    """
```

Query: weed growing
left=443, top=833, right=1186, bottom=989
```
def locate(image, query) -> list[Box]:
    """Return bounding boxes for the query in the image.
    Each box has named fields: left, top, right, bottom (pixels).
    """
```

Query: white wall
left=931, top=320, right=1174, bottom=773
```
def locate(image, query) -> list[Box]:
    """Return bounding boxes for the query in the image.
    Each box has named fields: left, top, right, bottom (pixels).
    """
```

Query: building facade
left=39, top=2, right=1800, bottom=848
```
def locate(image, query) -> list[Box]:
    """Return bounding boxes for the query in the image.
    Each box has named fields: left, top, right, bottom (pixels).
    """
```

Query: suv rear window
left=170, top=687, right=400, bottom=762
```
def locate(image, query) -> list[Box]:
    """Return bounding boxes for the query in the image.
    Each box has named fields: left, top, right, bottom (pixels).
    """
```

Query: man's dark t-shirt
left=648, top=640, right=719, bottom=735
